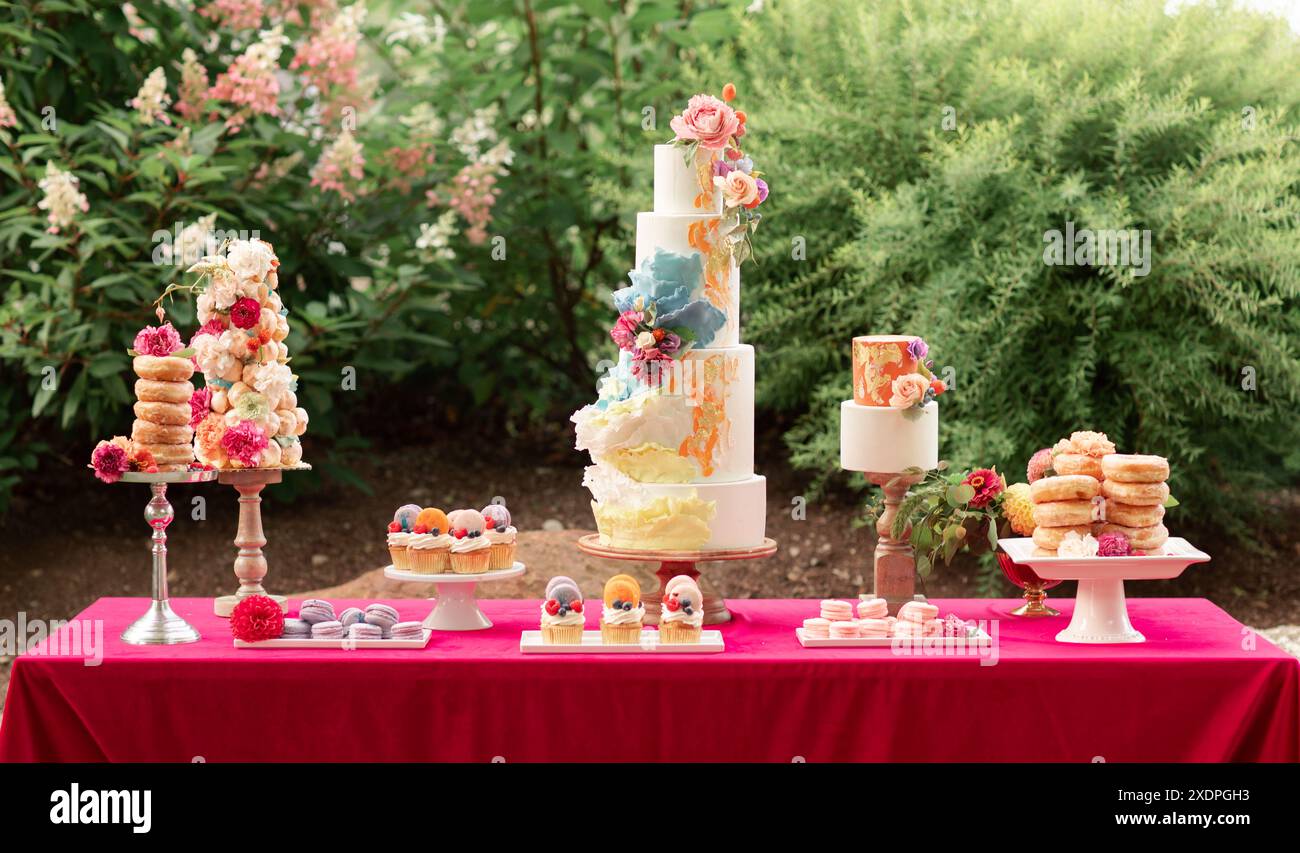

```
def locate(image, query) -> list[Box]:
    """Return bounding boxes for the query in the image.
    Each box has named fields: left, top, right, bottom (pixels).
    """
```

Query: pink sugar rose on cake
left=715, top=169, right=760, bottom=208
left=888, top=373, right=929, bottom=409
left=670, top=94, right=740, bottom=150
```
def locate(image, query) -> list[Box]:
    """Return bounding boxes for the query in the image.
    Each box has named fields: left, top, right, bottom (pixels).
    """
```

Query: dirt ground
left=2, top=423, right=1298, bottom=716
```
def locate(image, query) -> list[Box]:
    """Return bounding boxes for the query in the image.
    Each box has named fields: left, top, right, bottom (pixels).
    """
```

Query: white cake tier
left=576, top=345, right=755, bottom=485
left=840, top=400, right=939, bottom=473
left=589, top=470, right=767, bottom=552
left=636, top=212, right=740, bottom=347
left=654, top=143, right=722, bottom=215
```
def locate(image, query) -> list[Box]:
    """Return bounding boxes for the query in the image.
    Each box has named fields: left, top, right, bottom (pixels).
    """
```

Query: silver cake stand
left=113, top=469, right=218, bottom=645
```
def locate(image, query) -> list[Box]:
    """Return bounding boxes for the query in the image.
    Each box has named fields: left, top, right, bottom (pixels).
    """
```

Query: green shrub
left=716, top=0, right=1300, bottom=537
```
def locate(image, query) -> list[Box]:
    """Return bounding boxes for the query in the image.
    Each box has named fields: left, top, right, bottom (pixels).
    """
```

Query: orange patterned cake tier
left=851, top=335, right=921, bottom=407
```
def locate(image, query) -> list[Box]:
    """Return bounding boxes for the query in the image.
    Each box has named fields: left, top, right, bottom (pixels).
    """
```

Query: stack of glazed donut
left=132, top=355, right=197, bottom=472
left=1029, top=453, right=1170, bottom=555
left=1098, top=454, right=1170, bottom=554
left=1029, top=475, right=1099, bottom=553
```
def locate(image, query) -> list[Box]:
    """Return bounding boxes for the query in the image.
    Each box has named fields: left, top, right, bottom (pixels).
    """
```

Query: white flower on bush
left=400, top=103, right=444, bottom=140
left=227, top=239, right=275, bottom=283
left=131, top=67, right=172, bottom=126
left=479, top=139, right=514, bottom=172
left=450, top=104, right=499, bottom=159
left=37, top=163, right=89, bottom=234
left=415, top=210, right=457, bottom=260
left=162, top=213, right=217, bottom=267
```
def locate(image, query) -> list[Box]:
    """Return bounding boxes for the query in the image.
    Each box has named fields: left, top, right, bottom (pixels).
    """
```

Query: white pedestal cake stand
left=998, top=537, right=1211, bottom=644
left=383, top=562, right=525, bottom=630
left=113, top=469, right=218, bottom=645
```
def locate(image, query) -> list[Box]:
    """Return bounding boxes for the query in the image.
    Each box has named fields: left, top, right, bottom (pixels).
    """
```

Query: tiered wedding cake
left=572, top=87, right=769, bottom=551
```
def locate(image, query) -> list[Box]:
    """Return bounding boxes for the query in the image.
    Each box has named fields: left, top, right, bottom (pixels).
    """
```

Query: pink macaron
left=858, top=617, right=892, bottom=638
left=897, top=600, right=939, bottom=624
left=857, top=597, right=888, bottom=619
left=819, top=599, right=854, bottom=621
left=829, top=620, right=861, bottom=639
left=803, top=617, right=830, bottom=639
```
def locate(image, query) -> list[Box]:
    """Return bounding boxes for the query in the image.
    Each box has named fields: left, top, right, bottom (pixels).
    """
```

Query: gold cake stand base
left=577, top=534, right=778, bottom=625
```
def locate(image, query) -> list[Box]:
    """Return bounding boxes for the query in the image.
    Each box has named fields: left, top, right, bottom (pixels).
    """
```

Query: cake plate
left=111, top=469, right=217, bottom=644
left=213, top=464, right=311, bottom=617
left=998, top=537, right=1211, bottom=644
left=383, top=562, right=525, bottom=630
left=577, top=535, right=778, bottom=625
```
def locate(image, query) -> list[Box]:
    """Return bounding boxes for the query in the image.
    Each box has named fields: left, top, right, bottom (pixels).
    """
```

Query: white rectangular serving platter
left=234, top=629, right=432, bottom=650
left=998, top=536, right=1210, bottom=581
left=519, top=630, right=724, bottom=654
left=795, top=627, right=992, bottom=649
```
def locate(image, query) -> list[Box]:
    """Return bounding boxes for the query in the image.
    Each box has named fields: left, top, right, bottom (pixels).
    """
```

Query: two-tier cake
left=572, top=87, right=768, bottom=551
left=840, top=335, right=943, bottom=473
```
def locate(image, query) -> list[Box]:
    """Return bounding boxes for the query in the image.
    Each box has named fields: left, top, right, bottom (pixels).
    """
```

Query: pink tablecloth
left=1, top=597, right=1296, bottom=762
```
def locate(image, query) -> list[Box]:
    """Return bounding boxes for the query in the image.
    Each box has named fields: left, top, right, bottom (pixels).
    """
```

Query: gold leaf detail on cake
left=861, top=342, right=902, bottom=405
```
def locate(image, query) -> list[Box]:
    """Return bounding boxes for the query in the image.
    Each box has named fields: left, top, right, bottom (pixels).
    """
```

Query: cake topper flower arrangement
left=669, top=83, right=767, bottom=265
left=887, top=338, right=947, bottom=410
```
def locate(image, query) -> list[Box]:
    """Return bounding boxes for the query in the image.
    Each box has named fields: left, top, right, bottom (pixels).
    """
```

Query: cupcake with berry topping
left=449, top=508, right=492, bottom=574
left=481, top=502, right=518, bottom=569
left=408, top=507, right=453, bottom=573
left=387, top=504, right=422, bottom=571
left=601, top=574, right=644, bottom=644
left=659, top=574, right=703, bottom=644
left=540, top=577, right=586, bottom=644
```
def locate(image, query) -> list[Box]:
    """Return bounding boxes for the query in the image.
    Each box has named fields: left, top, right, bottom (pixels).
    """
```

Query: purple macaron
left=310, top=620, right=344, bottom=639
left=299, top=599, right=336, bottom=624
left=364, top=604, right=400, bottom=637
left=388, top=621, right=424, bottom=641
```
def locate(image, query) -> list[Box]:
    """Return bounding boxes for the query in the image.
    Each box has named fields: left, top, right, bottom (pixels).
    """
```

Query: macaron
left=545, top=575, right=580, bottom=600
left=858, top=617, right=892, bottom=637
left=481, top=503, right=512, bottom=530
left=897, top=600, right=939, bottom=624
left=281, top=618, right=312, bottom=638
left=802, top=617, right=830, bottom=639
left=338, top=607, right=364, bottom=630
left=857, top=597, right=888, bottom=620
left=415, top=507, right=449, bottom=535
left=819, top=599, right=854, bottom=621
left=311, top=620, right=344, bottom=639
left=393, top=504, right=423, bottom=532
left=389, top=621, right=424, bottom=641
left=829, top=620, right=861, bottom=639
left=348, top=623, right=382, bottom=640
left=299, top=599, right=336, bottom=624
left=364, top=603, right=400, bottom=636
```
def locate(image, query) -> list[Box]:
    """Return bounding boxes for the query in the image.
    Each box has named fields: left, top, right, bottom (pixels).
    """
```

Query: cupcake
left=408, top=507, right=453, bottom=573
left=600, top=574, right=644, bottom=644
left=449, top=509, right=492, bottom=573
left=541, top=577, right=585, bottom=644
left=658, top=575, right=703, bottom=644
left=386, top=504, right=421, bottom=571
left=481, top=502, right=518, bottom=570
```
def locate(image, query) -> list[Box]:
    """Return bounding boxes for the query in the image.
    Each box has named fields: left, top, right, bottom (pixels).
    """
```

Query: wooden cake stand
left=213, top=464, right=311, bottom=617
left=577, top=534, right=778, bottom=625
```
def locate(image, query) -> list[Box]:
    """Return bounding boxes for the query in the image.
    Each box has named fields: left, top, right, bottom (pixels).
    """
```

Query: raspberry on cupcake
left=449, top=509, right=492, bottom=573
left=540, top=577, right=585, bottom=644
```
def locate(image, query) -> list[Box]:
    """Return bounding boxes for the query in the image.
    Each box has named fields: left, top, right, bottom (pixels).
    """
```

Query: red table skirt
left=1, top=597, right=1297, bottom=762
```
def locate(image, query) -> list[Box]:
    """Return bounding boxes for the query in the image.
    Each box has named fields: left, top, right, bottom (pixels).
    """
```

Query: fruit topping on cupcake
left=393, top=504, right=422, bottom=532
left=415, top=507, right=449, bottom=536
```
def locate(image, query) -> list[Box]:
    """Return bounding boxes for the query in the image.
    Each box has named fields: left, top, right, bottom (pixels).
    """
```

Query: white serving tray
left=998, top=536, right=1210, bottom=581
left=519, top=630, right=724, bottom=654
left=234, top=629, right=432, bottom=650
left=795, top=627, right=992, bottom=648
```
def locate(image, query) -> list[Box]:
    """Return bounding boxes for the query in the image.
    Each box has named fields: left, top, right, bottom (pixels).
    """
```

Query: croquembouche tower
left=571, top=84, right=770, bottom=554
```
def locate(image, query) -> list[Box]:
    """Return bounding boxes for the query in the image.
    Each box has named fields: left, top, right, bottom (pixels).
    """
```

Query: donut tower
left=130, top=325, right=197, bottom=472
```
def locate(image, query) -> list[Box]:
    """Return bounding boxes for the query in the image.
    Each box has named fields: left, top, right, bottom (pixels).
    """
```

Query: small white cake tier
left=840, top=400, right=939, bottom=473
left=592, top=474, right=767, bottom=551
left=654, top=143, right=723, bottom=215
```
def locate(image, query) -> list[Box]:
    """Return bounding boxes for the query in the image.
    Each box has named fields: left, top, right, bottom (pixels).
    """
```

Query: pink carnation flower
left=1027, top=447, right=1053, bottom=483
left=191, top=317, right=227, bottom=344
left=91, top=440, right=130, bottom=484
left=133, top=323, right=184, bottom=357
left=610, top=310, right=642, bottom=351
left=220, top=419, right=269, bottom=467
left=189, top=387, right=213, bottom=430
left=1097, top=532, right=1133, bottom=557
